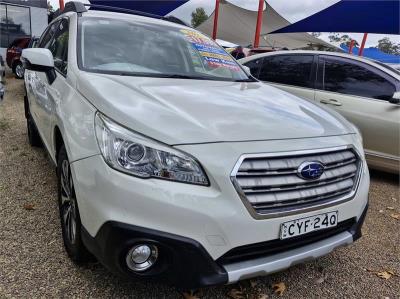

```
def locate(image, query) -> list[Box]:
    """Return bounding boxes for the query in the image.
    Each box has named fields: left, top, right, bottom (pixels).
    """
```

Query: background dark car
left=0, top=54, right=5, bottom=83
left=6, top=37, right=31, bottom=79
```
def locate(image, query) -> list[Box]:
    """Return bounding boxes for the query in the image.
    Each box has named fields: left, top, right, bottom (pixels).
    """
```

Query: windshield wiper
left=112, top=72, right=209, bottom=80
left=106, top=71, right=253, bottom=82
left=159, top=74, right=208, bottom=80
left=234, top=78, right=257, bottom=82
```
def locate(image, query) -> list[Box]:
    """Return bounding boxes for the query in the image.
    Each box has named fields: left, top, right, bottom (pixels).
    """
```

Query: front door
left=256, top=54, right=317, bottom=101
left=31, top=18, right=70, bottom=158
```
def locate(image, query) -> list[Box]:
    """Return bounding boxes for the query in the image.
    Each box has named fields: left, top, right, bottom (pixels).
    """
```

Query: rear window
left=321, top=58, right=396, bottom=101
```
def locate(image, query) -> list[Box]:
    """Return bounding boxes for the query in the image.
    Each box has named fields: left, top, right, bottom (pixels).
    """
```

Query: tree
left=47, top=1, right=54, bottom=13
left=311, top=32, right=321, bottom=38
left=191, top=7, right=208, bottom=28
left=328, top=33, right=358, bottom=47
left=48, top=1, right=55, bottom=23
left=376, top=37, right=400, bottom=55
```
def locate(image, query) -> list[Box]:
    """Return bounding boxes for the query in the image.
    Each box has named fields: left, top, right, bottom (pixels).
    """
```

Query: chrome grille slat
left=231, top=148, right=361, bottom=218
left=253, top=188, right=353, bottom=210
left=242, top=172, right=356, bottom=194
left=239, top=151, right=355, bottom=172
left=324, top=158, right=357, bottom=169
left=236, top=157, right=357, bottom=176
left=236, top=158, right=357, bottom=177
left=237, top=164, right=357, bottom=189
left=246, top=178, right=354, bottom=204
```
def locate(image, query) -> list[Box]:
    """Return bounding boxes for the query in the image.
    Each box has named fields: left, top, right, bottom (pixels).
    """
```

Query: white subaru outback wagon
left=22, top=2, right=369, bottom=288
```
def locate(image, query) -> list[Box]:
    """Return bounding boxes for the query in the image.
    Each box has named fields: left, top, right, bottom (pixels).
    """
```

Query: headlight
left=95, top=113, right=209, bottom=186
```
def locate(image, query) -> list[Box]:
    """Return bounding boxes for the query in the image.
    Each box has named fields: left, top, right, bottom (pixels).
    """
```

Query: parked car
left=6, top=37, right=30, bottom=79
left=0, top=82, right=4, bottom=102
left=0, top=54, right=5, bottom=83
left=240, top=51, right=400, bottom=173
left=22, top=2, right=369, bottom=289
left=27, top=36, right=40, bottom=49
left=387, top=63, right=400, bottom=71
left=6, top=36, right=39, bottom=79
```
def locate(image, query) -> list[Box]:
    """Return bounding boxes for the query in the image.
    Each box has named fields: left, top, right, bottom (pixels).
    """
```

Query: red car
left=6, top=37, right=31, bottom=79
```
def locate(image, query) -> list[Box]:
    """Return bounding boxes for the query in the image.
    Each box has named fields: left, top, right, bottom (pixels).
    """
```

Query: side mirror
left=21, top=48, right=56, bottom=84
left=241, top=65, right=251, bottom=76
left=389, top=91, right=400, bottom=105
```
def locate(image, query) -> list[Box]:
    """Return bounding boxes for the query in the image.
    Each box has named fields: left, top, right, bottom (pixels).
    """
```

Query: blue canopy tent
left=270, top=0, right=400, bottom=35
left=341, top=44, right=400, bottom=63
left=88, top=0, right=188, bottom=16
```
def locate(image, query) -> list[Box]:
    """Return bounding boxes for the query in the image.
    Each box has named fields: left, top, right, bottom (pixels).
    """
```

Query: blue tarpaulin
left=89, top=0, right=188, bottom=16
left=271, top=0, right=400, bottom=35
left=341, top=44, right=400, bottom=63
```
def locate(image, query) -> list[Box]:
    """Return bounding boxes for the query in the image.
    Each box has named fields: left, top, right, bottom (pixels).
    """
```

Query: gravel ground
left=0, top=74, right=399, bottom=299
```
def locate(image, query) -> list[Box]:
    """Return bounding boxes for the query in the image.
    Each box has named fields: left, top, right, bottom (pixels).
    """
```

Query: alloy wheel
left=60, top=160, right=77, bottom=245
left=15, top=64, right=24, bottom=78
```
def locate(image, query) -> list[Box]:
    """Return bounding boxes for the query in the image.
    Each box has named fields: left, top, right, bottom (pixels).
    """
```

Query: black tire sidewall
left=57, top=146, right=92, bottom=263
left=26, top=108, right=42, bottom=147
left=14, top=62, right=24, bottom=79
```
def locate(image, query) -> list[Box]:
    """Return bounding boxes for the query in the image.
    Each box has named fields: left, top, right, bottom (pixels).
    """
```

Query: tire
left=26, top=107, right=42, bottom=147
left=13, top=61, right=24, bottom=79
left=57, top=145, right=94, bottom=264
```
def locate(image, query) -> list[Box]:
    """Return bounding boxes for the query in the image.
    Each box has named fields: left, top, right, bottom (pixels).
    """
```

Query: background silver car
left=240, top=51, right=400, bottom=173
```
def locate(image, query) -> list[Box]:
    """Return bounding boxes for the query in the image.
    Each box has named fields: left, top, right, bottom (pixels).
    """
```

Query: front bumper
left=81, top=204, right=367, bottom=288
left=71, top=135, right=369, bottom=288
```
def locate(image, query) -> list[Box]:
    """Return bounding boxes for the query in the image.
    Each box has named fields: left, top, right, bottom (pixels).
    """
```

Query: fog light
left=126, top=244, right=158, bottom=272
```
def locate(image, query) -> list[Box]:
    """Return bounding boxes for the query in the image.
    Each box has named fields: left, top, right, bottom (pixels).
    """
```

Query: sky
left=49, top=0, right=399, bottom=47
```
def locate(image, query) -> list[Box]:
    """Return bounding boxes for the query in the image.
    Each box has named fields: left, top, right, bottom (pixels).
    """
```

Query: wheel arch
left=54, top=126, right=64, bottom=164
left=11, top=58, right=21, bottom=71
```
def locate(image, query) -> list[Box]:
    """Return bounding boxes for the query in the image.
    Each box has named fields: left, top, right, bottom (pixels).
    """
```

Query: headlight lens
left=95, top=113, right=209, bottom=186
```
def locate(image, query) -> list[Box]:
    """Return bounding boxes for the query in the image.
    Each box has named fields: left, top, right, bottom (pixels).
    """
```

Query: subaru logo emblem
left=297, top=161, right=325, bottom=180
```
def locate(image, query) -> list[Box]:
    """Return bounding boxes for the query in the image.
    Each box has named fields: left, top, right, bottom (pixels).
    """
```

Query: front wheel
left=57, top=145, right=94, bottom=264
left=14, top=61, right=24, bottom=79
left=26, top=107, right=42, bottom=147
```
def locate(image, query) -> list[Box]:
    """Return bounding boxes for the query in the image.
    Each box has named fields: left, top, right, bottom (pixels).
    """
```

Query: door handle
left=320, top=99, right=343, bottom=106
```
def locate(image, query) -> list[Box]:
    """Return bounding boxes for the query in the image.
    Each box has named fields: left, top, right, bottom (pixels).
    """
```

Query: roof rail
left=83, top=3, right=163, bottom=19
left=63, top=1, right=87, bottom=14
left=50, top=1, right=86, bottom=20
left=58, top=1, right=189, bottom=27
left=161, top=15, right=190, bottom=27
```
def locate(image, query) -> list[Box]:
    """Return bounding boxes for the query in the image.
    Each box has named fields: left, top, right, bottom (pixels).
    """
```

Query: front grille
left=232, top=147, right=362, bottom=217
left=217, top=218, right=356, bottom=265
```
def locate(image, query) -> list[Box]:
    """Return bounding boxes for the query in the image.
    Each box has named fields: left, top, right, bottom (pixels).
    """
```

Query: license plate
left=280, top=211, right=338, bottom=240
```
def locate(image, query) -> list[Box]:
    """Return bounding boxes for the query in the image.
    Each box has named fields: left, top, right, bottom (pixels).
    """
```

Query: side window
left=48, top=19, right=69, bottom=75
left=258, top=55, right=314, bottom=88
left=243, top=58, right=262, bottom=77
left=322, top=58, right=396, bottom=101
left=38, top=21, right=60, bottom=49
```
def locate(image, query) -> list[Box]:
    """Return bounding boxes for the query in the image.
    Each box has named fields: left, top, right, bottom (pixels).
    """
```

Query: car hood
left=77, top=73, right=355, bottom=145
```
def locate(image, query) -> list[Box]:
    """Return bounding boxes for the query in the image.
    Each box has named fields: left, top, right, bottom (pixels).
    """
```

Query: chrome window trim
left=230, top=145, right=363, bottom=219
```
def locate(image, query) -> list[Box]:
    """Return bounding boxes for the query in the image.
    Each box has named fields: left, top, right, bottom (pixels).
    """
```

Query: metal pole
left=358, top=33, right=368, bottom=56
left=59, top=0, right=65, bottom=10
left=253, top=0, right=264, bottom=48
left=348, top=40, right=355, bottom=54
left=212, top=0, right=220, bottom=40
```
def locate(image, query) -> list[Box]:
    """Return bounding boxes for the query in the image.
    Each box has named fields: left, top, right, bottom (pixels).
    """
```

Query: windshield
left=78, top=17, right=250, bottom=81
